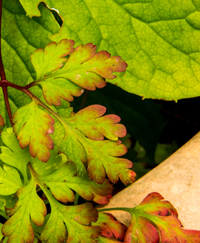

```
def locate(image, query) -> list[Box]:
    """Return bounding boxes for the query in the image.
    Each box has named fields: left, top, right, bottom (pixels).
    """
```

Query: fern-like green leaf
left=40, top=162, right=113, bottom=204
left=31, top=39, right=74, bottom=80
left=31, top=147, right=62, bottom=177
left=30, top=39, right=84, bottom=106
left=2, top=174, right=47, bottom=242
left=59, top=107, right=135, bottom=184
left=67, top=105, right=126, bottom=141
left=30, top=40, right=127, bottom=106
left=13, top=100, right=55, bottom=162
left=0, top=164, right=23, bottom=195
left=0, top=128, right=30, bottom=183
left=83, top=139, right=135, bottom=184
left=40, top=202, right=100, bottom=243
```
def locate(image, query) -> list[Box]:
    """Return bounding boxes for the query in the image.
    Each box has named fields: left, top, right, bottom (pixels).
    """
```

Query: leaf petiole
left=0, top=0, right=5, bottom=81
left=98, top=207, right=132, bottom=214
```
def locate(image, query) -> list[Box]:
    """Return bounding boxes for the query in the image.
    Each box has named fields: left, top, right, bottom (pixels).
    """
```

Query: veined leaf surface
left=19, top=0, right=200, bottom=101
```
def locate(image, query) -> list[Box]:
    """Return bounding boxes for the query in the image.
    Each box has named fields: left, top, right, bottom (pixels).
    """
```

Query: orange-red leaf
left=123, top=192, right=200, bottom=243
left=93, top=213, right=127, bottom=241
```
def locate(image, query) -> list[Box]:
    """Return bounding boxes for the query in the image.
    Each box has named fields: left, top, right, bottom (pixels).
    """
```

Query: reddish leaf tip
left=93, top=194, right=112, bottom=204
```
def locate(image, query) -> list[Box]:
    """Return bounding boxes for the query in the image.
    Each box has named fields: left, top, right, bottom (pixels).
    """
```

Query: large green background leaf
left=18, top=0, right=200, bottom=101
